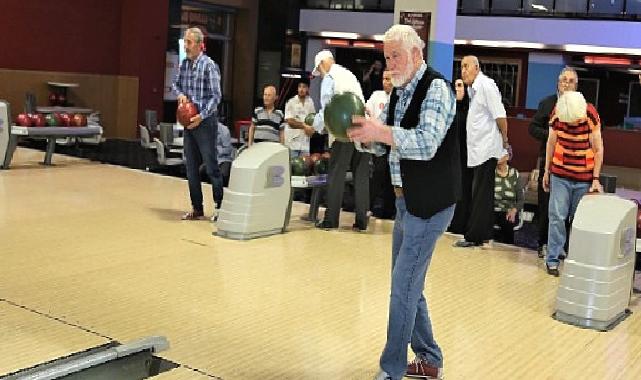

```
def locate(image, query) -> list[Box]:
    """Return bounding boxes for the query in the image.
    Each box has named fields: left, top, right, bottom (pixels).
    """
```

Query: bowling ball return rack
left=291, top=172, right=353, bottom=222
left=0, top=336, right=175, bottom=380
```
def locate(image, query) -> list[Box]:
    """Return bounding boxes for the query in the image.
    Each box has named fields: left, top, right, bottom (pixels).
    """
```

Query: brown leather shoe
left=181, top=210, right=204, bottom=220
left=406, top=356, right=443, bottom=379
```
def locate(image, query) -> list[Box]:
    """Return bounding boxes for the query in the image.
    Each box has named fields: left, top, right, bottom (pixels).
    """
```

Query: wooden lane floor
left=2, top=146, right=641, bottom=379
left=0, top=302, right=109, bottom=376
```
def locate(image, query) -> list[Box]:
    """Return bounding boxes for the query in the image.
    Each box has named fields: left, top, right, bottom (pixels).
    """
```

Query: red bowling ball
left=177, top=102, right=198, bottom=127
left=30, top=113, right=46, bottom=127
left=48, top=92, right=58, bottom=106
left=15, top=113, right=32, bottom=127
left=59, top=113, right=72, bottom=126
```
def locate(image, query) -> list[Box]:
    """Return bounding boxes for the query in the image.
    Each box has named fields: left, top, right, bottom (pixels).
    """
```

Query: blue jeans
left=184, top=116, right=224, bottom=212
left=380, top=197, right=455, bottom=380
left=547, top=174, right=590, bottom=266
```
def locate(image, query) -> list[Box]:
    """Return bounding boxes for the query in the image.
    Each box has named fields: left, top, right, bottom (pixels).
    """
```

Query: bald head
left=461, top=56, right=480, bottom=85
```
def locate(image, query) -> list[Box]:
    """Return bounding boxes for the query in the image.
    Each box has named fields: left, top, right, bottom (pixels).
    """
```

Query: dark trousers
left=493, top=210, right=516, bottom=244
left=464, top=158, right=497, bottom=244
left=449, top=165, right=474, bottom=234
left=369, top=152, right=395, bottom=219
left=184, top=116, right=223, bottom=212
left=537, top=157, right=549, bottom=247
left=323, top=141, right=370, bottom=228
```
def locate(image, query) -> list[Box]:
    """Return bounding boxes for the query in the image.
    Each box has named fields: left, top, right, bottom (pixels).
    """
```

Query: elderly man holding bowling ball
left=172, top=27, right=224, bottom=221
left=311, top=49, right=371, bottom=232
left=350, top=24, right=458, bottom=380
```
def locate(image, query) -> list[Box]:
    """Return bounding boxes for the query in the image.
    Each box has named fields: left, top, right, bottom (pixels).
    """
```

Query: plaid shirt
left=172, top=52, right=222, bottom=120
left=379, top=63, right=456, bottom=187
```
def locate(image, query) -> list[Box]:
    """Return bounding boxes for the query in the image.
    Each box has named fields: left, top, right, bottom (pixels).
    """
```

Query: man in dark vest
left=350, top=24, right=459, bottom=380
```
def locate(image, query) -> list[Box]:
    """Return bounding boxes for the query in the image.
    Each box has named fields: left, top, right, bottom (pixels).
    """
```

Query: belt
left=394, top=186, right=403, bottom=197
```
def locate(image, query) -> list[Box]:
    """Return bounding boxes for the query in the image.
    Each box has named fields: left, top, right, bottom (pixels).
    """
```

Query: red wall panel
left=0, top=0, right=169, bottom=125
left=119, top=0, right=169, bottom=123
left=0, top=0, right=123, bottom=74
left=509, top=117, right=641, bottom=171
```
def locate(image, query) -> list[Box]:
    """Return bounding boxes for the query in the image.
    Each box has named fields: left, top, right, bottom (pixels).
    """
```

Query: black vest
left=386, top=67, right=461, bottom=219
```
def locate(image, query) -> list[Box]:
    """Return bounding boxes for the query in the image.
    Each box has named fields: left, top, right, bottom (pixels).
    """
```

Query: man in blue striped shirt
left=173, top=27, right=224, bottom=221
left=351, top=25, right=458, bottom=380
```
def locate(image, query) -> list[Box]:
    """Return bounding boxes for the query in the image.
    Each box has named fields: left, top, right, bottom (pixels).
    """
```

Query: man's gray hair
left=464, top=55, right=480, bottom=69
left=558, top=66, right=578, bottom=80
left=185, top=27, right=204, bottom=43
left=384, top=24, right=425, bottom=54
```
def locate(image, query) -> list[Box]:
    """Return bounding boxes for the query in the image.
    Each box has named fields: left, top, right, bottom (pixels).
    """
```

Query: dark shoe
left=373, top=370, right=392, bottom=380
left=406, top=356, right=443, bottom=379
left=182, top=210, right=204, bottom=220
left=315, top=220, right=337, bottom=230
left=546, top=263, right=560, bottom=277
left=211, top=202, right=222, bottom=222
left=453, top=239, right=481, bottom=248
left=537, top=244, right=547, bottom=259
left=352, top=223, right=367, bottom=232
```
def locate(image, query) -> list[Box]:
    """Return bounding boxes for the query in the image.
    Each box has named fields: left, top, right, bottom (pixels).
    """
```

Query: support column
left=394, top=0, right=457, bottom=80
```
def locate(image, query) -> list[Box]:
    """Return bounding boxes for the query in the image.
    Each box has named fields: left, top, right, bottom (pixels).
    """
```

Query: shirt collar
left=471, top=71, right=485, bottom=91
left=190, top=52, right=204, bottom=66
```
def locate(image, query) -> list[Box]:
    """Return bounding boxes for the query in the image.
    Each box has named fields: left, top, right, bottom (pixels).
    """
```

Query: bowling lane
left=0, top=301, right=109, bottom=376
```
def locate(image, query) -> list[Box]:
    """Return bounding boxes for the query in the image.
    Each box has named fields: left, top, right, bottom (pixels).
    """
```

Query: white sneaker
left=373, top=369, right=392, bottom=380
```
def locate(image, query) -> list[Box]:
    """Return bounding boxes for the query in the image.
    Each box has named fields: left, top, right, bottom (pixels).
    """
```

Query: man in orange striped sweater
left=542, top=91, right=604, bottom=276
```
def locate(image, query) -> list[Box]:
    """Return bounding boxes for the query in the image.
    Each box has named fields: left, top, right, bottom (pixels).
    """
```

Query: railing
left=302, top=0, right=394, bottom=11
left=302, top=0, right=641, bottom=19
left=458, top=0, right=641, bottom=20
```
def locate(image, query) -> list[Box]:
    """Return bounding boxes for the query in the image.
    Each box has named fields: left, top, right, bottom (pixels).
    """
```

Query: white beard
left=557, top=91, right=587, bottom=123
left=391, top=66, right=413, bottom=87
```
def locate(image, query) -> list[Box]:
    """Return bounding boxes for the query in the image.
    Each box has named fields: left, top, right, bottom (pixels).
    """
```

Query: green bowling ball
left=314, top=157, right=329, bottom=175
left=323, top=92, right=364, bottom=142
left=290, top=156, right=307, bottom=176
left=304, top=113, right=316, bottom=126
left=45, top=113, right=59, bottom=127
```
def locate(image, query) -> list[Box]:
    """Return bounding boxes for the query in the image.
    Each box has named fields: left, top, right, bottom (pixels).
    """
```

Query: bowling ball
left=323, top=92, right=365, bottom=142
left=30, top=113, right=46, bottom=127
left=57, top=93, right=66, bottom=106
left=59, top=113, right=72, bottom=126
left=48, top=92, right=58, bottom=106
left=71, top=113, right=87, bottom=127
left=177, top=102, right=198, bottom=127
left=304, top=113, right=316, bottom=126
left=302, top=155, right=314, bottom=175
left=291, top=156, right=307, bottom=176
left=314, top=157, right=329, bottom=175
left=45, top=113, right=62, bottom=126
left=15, top=113, right=32, bottom=127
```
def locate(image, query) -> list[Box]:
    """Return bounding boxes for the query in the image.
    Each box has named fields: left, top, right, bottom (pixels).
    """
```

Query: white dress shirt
left=366, top=90, right=390, bottom=122
left=466, top=71, right=506, bottom=167
left=284, top=95, right=316, bottom=152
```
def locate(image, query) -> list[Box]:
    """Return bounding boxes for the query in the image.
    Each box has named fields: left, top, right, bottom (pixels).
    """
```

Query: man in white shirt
left=284, top=80, right=316, bottom=158
left=366, top=70, right=395, bottom=219
left=455, top=55, right=509, bottom=248
left=312, top=49, right=371, bottom=231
